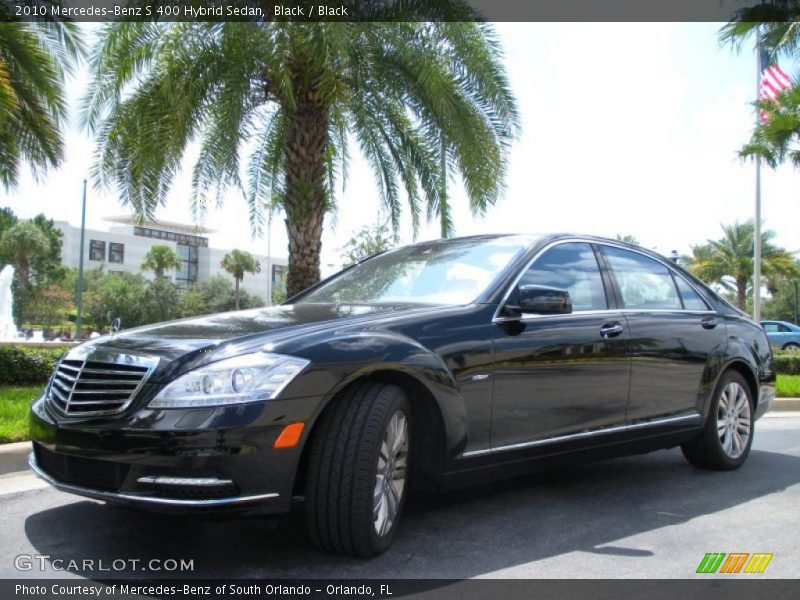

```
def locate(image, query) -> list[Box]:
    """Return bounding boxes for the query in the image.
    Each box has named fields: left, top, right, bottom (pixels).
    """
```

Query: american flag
left=759, top=48, right=792, bottom=123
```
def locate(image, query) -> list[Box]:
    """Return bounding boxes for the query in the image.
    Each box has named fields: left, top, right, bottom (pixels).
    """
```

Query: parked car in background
left=760, top=320, right=800, bottom=351
left=29, top=234, right=775, bottom=557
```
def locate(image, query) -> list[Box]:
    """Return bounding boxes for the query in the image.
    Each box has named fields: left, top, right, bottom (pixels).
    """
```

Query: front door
left=491, top=242, right=630, bottom=448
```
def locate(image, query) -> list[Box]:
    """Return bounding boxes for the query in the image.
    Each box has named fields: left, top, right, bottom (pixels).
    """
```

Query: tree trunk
left=283, top=83, right=329, bottom=298
left=234, top=277, right=241, bottom=310
left=737, top=276, right=748, bottom=311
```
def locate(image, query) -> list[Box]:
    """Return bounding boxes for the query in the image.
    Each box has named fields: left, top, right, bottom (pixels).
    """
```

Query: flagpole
left=75, top=179, right=87, bottom=339
left=754, top=30, right=762, bottom=323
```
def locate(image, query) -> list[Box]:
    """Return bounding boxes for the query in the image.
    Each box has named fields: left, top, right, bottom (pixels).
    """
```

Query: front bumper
left=29, top=391, right=324, bottom=515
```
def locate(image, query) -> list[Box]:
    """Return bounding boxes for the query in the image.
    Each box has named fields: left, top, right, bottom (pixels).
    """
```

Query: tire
left=681, top=370, right=754, bottom=470
left=304, top=382, right=411, bottom=557
left=782, top=342, right=800, bottom=352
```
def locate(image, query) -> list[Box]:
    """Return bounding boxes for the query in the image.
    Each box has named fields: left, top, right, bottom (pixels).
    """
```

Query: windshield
left=296, top=236, right=533, bottom=305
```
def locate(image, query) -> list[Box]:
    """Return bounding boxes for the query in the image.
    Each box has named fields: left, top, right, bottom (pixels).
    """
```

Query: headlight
left=149, top=352, right=310, bottom=409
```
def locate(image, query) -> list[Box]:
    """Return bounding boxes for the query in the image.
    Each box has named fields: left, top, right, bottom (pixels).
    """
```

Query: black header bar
left=0, top=0, right=766, bottom=23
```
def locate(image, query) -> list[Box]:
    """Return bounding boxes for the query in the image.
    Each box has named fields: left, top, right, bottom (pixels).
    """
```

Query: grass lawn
left=0, top=386, right=43, bottom=444
left=776, top=374, right=800, bottom=398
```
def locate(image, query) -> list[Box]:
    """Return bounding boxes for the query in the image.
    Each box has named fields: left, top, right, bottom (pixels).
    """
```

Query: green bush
left=0, top=345, right=64, bottom=385
left=773, top=353, right=800, bottom=375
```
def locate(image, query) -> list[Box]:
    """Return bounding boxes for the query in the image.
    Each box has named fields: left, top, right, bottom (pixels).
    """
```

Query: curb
left=0, top=441, right=31, bottom=476
left=773, top=398, right=800, bottom=411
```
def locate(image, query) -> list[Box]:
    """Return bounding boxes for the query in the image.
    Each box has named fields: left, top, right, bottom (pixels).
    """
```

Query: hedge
left=773, top=353, right=800, bottom=376
left=0, top=345, right=65, bottom=385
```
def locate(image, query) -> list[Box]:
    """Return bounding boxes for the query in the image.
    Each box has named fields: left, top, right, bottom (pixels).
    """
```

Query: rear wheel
left=681, top=370, right=754, bottom=470
left=304, top=382, right=410, bottom=557
left=782, top=342, right=800, bottom=352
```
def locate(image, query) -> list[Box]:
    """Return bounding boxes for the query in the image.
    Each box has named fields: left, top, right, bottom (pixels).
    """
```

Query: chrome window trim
left=29, top=454, right=278, bottom=507
left=461, top=412, right=702, bottom=458
left=492, top=238, right=715, bottom=323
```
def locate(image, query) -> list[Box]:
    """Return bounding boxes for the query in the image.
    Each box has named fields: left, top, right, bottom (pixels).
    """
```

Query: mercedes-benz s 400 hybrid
left=29, top=234, right=775, bottom=556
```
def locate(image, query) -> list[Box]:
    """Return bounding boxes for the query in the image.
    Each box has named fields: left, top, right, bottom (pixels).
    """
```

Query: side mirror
left=514, top=284, right=572, bottom=315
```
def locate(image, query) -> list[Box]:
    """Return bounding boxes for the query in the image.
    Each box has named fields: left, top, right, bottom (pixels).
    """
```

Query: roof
left=104, top=215, right=216, bottom=235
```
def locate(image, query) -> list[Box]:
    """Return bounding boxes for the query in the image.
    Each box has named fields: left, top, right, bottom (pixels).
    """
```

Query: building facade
left=55, top=217, right=287, bottom=302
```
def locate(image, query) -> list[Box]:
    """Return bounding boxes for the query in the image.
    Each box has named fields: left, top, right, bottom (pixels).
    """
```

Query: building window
left=175, top=244, right=198, bottom=289
left=109, top=242, right=125, bottom=264
left=134, top=226, right=208, bottom=248
left=271, top=264, right=287, bottom=302
left=89, top=240, right=106, bottom=262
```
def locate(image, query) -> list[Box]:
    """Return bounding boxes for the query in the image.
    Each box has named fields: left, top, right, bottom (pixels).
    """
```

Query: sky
left=2, top=22, right=799, bottom=272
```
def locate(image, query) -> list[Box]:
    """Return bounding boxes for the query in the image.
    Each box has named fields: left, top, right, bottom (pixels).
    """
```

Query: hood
left=79, top=303, right=422, bottom=362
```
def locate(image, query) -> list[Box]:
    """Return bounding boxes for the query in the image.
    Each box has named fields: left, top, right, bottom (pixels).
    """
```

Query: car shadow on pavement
left=23, top=448, right=800, bottom=580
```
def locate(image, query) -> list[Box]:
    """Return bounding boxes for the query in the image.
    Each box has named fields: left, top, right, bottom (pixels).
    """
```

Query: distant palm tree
left=0, top=221, right=50, bottom=321
left=141, top=245, right=181, bottom=278
left=83, top=12, right=519, bottom=296
left=615, top=234, right=640, bottom=246
left=0, top=19, right=83, bottom=188
left=221, top=249, right=257, bottom=310
left=690, top=221, right=798, bottom=310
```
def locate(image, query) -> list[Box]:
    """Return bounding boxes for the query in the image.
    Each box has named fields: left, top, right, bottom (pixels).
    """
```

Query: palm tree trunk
left=737, top=276, right=748, bottom=310
left=234, top=277, right=241, bottom=310
left=283, top=85, right=329, bottom=298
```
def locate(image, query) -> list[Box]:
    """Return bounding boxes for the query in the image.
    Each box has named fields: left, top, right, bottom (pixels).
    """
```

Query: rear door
left=598, top=244, right=726, bottom=423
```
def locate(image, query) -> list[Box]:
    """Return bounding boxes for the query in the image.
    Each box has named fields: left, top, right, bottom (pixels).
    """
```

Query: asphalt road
left=1, top=414, right=799, bottom=580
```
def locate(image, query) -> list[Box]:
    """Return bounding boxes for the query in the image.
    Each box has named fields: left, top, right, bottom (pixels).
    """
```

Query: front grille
left=47, top=358, right=150, bottom=416
left=34, top=444, right=130, bottom=492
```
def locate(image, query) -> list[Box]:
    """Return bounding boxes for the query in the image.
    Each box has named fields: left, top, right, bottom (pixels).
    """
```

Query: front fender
left=278, top=331, right=467, bottom=456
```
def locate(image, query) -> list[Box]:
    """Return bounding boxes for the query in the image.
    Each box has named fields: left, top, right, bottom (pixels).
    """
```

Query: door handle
left=600, top=322, right=624, bottom=338
left=701, top=317, right=718, bottom=330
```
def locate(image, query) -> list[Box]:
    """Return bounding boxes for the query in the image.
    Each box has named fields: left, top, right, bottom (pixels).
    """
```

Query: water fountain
left=0, top=265, right=19, bottom=341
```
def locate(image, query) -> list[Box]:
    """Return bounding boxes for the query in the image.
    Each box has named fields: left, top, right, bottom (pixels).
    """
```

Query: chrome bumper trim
left=136, top=476, right=235, bottom=487
left=28, top=453, right=278, bottom=507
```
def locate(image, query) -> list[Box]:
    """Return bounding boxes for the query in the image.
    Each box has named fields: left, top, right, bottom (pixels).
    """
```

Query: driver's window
left=518, top=243, right=607, bottom=311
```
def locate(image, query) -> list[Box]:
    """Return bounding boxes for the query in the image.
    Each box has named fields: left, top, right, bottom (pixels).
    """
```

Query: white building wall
left=54, top=220, right=287, bottom=304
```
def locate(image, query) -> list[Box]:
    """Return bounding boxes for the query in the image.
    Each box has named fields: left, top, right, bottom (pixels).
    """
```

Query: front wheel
left=681, top=370, right=754, bottom=470
left=304, top=382, right=410, bottom=557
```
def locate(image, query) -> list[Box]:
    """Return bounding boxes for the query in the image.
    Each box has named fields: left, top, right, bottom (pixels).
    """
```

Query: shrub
left=773, top=353, right=800, bottom=375
left=0, top=345, right=64, bottom=385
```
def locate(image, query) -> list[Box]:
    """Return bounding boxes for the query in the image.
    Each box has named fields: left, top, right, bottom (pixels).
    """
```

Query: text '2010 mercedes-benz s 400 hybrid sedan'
left=29, top=235, right=774, bottom=557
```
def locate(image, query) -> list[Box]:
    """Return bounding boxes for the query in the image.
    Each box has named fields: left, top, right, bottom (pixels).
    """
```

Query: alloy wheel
left=373, top=410, right=408, bottom=537
left=716, top=381, right=751, bottom=459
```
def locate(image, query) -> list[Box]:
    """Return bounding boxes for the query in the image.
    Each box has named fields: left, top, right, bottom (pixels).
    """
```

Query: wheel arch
left=293, top=369, right=448, bottom=496
left=718, top=358, right=759, bottom=412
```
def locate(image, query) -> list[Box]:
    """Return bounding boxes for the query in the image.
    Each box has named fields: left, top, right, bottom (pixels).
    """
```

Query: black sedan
left=29, top=234, right=775, bottom=557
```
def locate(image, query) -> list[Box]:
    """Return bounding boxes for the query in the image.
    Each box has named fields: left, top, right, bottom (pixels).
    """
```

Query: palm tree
left=719, top=4, right=800, bottom=166
left=221, top=249, right=257, bottom=310
left=690, top=221, right=798, bottom=310
left=0, top=18, right=83, bottom=188
left=83, top=12, right=519, bottom=296
left=141, top=245, right=181, bottom=278
left=0, top=221, right=50, bottom=322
